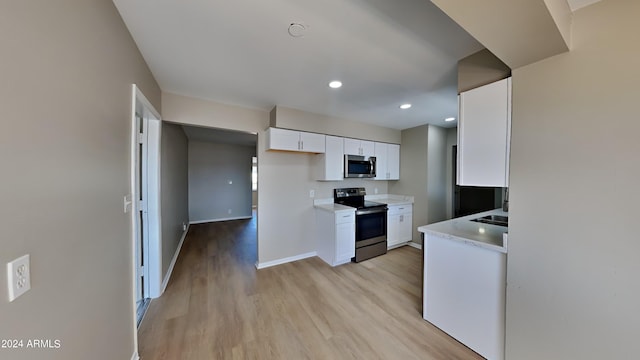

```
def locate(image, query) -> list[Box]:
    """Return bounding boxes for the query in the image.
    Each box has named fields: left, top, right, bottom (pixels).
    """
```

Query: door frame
left=129, top=85, right=162, bottom=337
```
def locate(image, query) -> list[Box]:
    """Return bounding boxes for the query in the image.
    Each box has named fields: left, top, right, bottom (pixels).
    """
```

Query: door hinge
left=139, top=266, right=144, bottom=277
left=138, top=133, right=144, bottom=144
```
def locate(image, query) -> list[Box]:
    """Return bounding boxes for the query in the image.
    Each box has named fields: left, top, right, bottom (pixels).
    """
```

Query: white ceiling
left=113, top=0, right=484, bottom=130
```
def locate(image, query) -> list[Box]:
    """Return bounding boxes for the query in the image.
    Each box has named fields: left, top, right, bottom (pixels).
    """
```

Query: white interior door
left=130, top=85, right=162, bottom=332
left=134, top=109, right=150, bottom=303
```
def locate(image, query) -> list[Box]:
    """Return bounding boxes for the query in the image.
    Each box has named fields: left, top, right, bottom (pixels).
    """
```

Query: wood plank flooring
left=138, top=217, right=483, bottom=360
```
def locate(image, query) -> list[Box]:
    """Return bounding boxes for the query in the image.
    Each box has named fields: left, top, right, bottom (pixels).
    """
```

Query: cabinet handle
left=342, top=215, right=350, bottom=218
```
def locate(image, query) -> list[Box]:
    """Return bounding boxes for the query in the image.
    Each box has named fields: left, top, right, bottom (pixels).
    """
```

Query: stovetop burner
left=334, top=187, right=386, bottom=209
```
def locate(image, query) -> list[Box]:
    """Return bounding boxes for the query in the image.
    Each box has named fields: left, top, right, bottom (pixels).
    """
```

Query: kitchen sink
left=470, top=215, right=508, bottom=227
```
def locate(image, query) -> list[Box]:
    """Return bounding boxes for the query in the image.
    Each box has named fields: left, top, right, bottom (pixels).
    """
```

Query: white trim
left=190, top=216, right=252, bottom=224
left=147, top=118, right=162, bottom=298
left=408, top=241, right=423, bottom=250
left=161, top=225, right=190, bottom=293
left=255, top=251, right=317, bottom=269
left=131, top=351, right=139, bottom=360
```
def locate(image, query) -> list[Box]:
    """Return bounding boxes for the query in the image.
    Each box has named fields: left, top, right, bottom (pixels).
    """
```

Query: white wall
left=506, top=1, right=640, bottom=358
left=189, top=141, right=255, bottom=222
left=0, top=1, right=161, bottom=359
left=160, top=123, right=189, bottom=277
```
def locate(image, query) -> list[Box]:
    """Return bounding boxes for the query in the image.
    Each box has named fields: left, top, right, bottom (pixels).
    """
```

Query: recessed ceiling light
left=399, top=103, right=412, bottom=110
left=445, top=117, right=456, bottom=122
left=329, top=80, right=342, bottom=89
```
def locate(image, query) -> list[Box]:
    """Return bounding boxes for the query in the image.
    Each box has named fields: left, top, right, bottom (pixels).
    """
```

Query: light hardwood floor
left=138, top=217, right=483, bottom=360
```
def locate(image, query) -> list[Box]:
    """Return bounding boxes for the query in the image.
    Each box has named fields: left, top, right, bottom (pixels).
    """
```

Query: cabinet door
left=387, top=144, right=400, bottom=180
left=360, top=140, right=375, bottom=157
left=374, top=142, right=388, bottom=180
left=267, top=128, right=301, bottom=152
left=300, top=131, right=326, bottom=153
left=343, top=138, right=361, bottom=155
left=387, top=208, right=400, bottom=247
left=315, top=135, right=344, bottom=181
left=399, top=213, right=413, bottom=242
left=336, top=221, right=355, bottom=263
left=458, top=77, right=511, bottom=187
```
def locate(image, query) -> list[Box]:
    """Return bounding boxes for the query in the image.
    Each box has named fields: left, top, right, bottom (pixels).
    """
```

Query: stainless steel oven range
left=334, top=187, right=388, bottom=262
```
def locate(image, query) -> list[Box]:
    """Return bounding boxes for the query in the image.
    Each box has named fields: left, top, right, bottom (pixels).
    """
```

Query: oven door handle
left=356, top=207, right=388, bottom=216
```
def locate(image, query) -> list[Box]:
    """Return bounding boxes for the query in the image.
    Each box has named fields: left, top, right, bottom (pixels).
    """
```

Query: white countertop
left=314, top=203, right=356, bottom=213
left=417, top=209, right=508, bottom=253
left=366, top=194, right=414, bottom=206
left=314, top=194, right=413, bottom=213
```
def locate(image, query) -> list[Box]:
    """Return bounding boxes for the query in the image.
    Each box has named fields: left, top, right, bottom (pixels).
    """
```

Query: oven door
left=355, top=207, right=387, bottom=247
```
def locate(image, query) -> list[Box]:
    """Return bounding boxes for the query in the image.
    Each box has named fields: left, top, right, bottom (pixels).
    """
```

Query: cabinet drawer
left=335, top=212, right=355, bottom=224
left=388, top=204, right=412, bottom=215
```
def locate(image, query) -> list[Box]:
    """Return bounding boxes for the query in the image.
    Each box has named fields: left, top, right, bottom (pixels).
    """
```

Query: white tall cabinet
left=457, top=77, right=511, bottom=187
left=374, top=142, right=400, bottom=180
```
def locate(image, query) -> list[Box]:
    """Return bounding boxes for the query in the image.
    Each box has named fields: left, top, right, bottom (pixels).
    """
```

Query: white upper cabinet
left=344, top=138, right=375, bottom=156
left=374, top=142, right=400, bottom=180
left=266, top=127, right=325, bottom=153
left=314, top=135, right=344, bottom=181
left=457, top=77, right=511, bottom=187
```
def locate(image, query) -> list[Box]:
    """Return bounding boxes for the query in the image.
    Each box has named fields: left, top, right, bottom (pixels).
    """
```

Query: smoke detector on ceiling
left=288, top=23, right=306, bottom=37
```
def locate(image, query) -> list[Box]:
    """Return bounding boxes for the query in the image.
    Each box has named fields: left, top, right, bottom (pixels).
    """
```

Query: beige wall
left=458, top=49, right=511, bottom=93
left=0, top=1, right=160, bottom=359
left=426, top=126, right=448, bottom=224
left=506, top=1, right=640, bottom=358
left=389, top=125, right=422, bottom=244
left=271, top=106, right=401, bottom=144
left=160, top=123, right=189, bottom=277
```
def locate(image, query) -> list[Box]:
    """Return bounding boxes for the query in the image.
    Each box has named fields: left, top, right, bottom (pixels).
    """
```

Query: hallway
left=138, top=217, right=481, bottom=359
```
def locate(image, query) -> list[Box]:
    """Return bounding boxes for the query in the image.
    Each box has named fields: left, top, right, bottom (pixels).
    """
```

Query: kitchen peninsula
left=418, top=209, right=508, bottom=360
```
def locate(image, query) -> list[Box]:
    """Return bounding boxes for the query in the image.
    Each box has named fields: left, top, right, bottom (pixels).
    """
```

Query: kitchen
left=3, top=1, right=638, bottom=360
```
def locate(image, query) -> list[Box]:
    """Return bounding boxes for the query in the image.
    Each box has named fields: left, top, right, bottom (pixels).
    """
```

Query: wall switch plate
left=228, top=209, right=232, bottom=214
left=7, top=254, right=31, bottom=302
left=374, top=188, right=379, bottom=194
left=123, top=194, right=132, bottom=213
left=309, top=190, right=315, bottom=198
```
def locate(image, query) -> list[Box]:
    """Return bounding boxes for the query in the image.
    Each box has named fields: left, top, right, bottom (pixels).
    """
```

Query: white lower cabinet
left=423, top=232, right=506, bottom=360
left=316, top=209, right=355, bottom=266
left=387, top=204, right=413, bottom=248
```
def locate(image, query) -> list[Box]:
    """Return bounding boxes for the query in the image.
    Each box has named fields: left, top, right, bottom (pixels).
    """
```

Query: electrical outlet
left=228, top=209, right=232, bottom=214
left=374, top=188, right=379, bottom=194
left=309, top=190, right=315, bottom=198
left=7, top=254, right=31, bottom=302
left=182, top=222, right=187, bottom=231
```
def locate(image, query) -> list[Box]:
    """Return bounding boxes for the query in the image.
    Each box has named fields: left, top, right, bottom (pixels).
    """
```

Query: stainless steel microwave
left=344, top=155, right=376, bottom=178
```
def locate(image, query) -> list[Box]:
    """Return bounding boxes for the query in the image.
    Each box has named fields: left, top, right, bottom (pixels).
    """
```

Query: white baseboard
left=190, top=215, right=252, bottom=224
left=161, top=224, right=190, bottom=293
left=408, top=241, right=422, bottom=250
left=255, top=251, right=317, bottom=269
left=131, top=351, right=139, bottom=360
